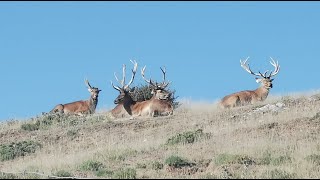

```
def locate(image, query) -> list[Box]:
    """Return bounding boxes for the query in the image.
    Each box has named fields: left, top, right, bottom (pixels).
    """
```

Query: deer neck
left=88, top=96, right=98, bottom=114
left=254, top=86, right=270, bottom=101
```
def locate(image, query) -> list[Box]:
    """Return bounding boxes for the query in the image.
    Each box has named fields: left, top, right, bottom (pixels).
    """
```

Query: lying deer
left=141, top=65, right=174, bottom=116
left=109, top=60, right=173, bottom=119
left=50, top=79, right=101, bottom=115
left=220, top=57, right=280, bottom=108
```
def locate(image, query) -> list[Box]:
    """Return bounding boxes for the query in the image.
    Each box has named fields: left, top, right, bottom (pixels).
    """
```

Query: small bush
left=80, top=160, right=105, bottom=171
left=21, top=123, right=39, bottom=131
left=0, top=172, right=18, bottom=179
left=53, top=170, right=73, bottom=177
left=262, top=169, right=296, bottom=179
left=305, top=154, right=320, bottom=165
left=0, top=140, right=42, bottom=161
left=151, top=161, right=164, bottom=170
left=136, top=163, right=147, bottom=169
left=214, top=153, right=255, bottom=166
left=165, top=155, right=194, bottom=168
left=259, top=151, right=292, bottom=165
left=112, top=168, right=136, bottom=179
left=95, top=169, right=114, bottom=177
left=67, top=129, right=79, bottom=140
left=166, top=129, right=210, bottom=146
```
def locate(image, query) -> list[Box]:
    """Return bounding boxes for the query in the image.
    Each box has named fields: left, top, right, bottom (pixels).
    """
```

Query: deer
left=220, top=57, right=280, bottom=108
left=109, top=60, right=172, bottom=119
left=50, top=79, right=101, bottom=115
left=140, top=65, right=174, bottom=116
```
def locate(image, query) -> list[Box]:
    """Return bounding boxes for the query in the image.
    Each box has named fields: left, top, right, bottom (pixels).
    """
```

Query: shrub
left=214, top=153, right=255, bottom=166
left=262, top=169, right=296, bottom=179
left=0, top=140, right=42, bottom=161
left=80, top=160, right=105, bottom=171
left=53, top=170, right=73, bottom=177
left=165, top=155, right=194, bottom=168
left=166, top=129, right=211, bottom=145
left=151, top=161, right=164, bottom=170
left=259, top=151, right=292, bottom=165
left=112, top=168, right=136, bottom=179
left=305, top=154, right=320, bottom=165
left=21, top=123, right=39, bottom=131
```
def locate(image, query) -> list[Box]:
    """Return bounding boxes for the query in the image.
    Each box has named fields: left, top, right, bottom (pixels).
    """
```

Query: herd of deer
left=49, top=57, right=280, bottom=119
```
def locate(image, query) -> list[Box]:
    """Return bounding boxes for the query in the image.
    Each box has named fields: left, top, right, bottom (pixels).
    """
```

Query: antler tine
left=124, top=59, right=138, bottom=90
left=84, top=78, right=92, bottom=89
left=141, top=65, right=151, bottom=84
left=160, top=66, right=171, bottom=88
left=268, top=57, right=280, bottom=77
left=240, top=57, right=263, bottom=77
left=121, top=64, right=126, bottom=88
left=160, top=66, right=166, bottom=82
left=114, top=71, right=125, bottom=88
left=110, top=80, right=121, bottom=92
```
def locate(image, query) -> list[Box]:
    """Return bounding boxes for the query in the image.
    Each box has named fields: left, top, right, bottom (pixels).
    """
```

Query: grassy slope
left=1, top=93, right=320, bottom=179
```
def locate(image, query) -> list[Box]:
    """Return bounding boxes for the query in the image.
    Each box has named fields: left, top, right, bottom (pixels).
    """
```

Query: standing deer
left=141, top=65, right=174, bottom=116
left=50, top=79, right=101, bottom=115
left=220, top=57, right=280, bottom=108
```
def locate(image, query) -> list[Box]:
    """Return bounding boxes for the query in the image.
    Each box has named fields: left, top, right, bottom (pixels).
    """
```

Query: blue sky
left=1, top=2, right=320, bottom=121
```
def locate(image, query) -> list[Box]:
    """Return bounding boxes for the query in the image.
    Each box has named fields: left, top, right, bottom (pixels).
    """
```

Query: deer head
left=111, top=60, right=138, bottom=104
left=240, top=57, right=280, bottom=89
left=141, top=65, right=172, bottom=100
left=85, top=79, right=101, bottom=100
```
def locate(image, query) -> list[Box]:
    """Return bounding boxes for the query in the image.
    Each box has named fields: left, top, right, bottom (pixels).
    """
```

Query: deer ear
left=270, top=79, right=274, bottom=82
left=255, top=78, right=262, bottom=83
left=88, top=88, right=92, bottom=92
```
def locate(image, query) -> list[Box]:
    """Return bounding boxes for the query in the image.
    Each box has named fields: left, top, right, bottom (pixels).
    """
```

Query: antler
left=111, top=60, right=138, bottom=91
left=240, top=57, right=264, bottom=77
left=141, top=65, right=170, bottom=89
left=85, top=78, right=92, bottom=89
left=141, top=65, right=153, bottom=84
left=268, top=57, right=280, bottom=78
left=159, top=66, right=170, bottom=88
left=124, top=59, right=138, bottom=90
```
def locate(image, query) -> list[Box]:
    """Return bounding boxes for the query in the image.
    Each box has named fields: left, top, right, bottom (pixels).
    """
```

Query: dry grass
left=1, top=92, right=320, bottom=179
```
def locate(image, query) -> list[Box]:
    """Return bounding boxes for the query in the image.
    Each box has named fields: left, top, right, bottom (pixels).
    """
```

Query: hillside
left=1, top=93, right=320, bottom=179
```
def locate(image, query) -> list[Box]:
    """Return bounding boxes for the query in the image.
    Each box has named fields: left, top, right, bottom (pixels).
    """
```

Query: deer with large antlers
left=109, top=60, right=148, bottom=119
left=141, top=65, right=174, bottom=116
left=50, top=79, right=101, bottom=115
left=220, top=57, right=280, bottom=108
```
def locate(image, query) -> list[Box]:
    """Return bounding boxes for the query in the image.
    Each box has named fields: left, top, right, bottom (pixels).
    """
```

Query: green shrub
left=166, top=129, right=211, bottom=145
left=151, top=161, right=164, bottom=170
left=262, top=169, right=296, bottom=179
left=165, top=155, right=194, bottom=168
left=0, top=172, right=18, bottom=179
left=305, top=154, right=320, bottom=165
left=0, top=140, right=42, bottom=161
left=259, top=151, right=292, bottom=165
left=21, top=123, right=39, bottom=131
left=53, top=170, right=73, bottom=177
left=214, top=153, right=255, bottom=166
left=136, top=163, right=147, bottom=169
left=112, top=168, right=136, bottom=179
left=95, top=169, right=114, bottom=177
left=80, top=160, right=105, bottom=171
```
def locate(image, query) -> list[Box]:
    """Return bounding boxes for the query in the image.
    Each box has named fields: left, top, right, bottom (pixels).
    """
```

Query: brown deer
left=141, top=65, right=174, bottom=116
left=220, top=57, right=280, bottom=108
left=109, top=60, right=172, bottom=119
left=50, top=79, right=101, bottom=115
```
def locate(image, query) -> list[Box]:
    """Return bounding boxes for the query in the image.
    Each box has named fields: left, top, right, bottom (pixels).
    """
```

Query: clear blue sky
left=1, top=2, right=320, bottom=121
